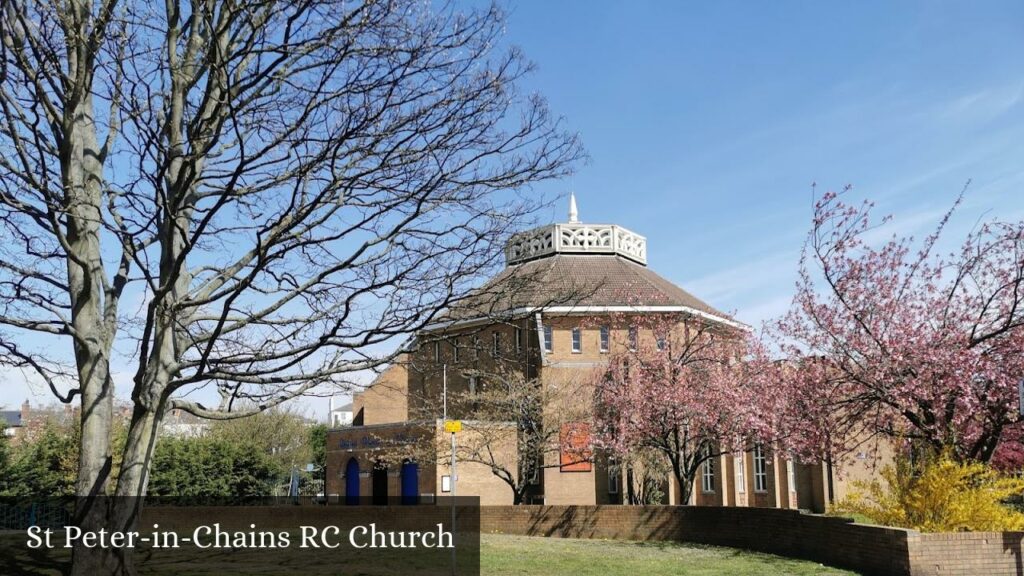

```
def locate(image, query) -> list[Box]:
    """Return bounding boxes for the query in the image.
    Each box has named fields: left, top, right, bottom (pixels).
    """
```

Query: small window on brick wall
left=753, top=444, right=768, bottom=492
left=702, top=447, right=715, bottom=493
left=735, top=454, right=746, bottom=494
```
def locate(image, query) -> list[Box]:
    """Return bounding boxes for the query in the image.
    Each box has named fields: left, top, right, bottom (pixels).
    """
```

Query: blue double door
left=344, top=458, right=418, bottom=505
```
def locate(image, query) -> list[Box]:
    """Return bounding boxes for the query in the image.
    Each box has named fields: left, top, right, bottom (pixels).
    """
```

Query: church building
left=325, top=196, right=882, bottom=510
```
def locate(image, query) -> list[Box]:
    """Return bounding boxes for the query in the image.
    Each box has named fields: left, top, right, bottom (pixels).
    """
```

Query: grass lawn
left=0, top=532, right=860, bottom=575
left=481, top=534, right=861, bottom=576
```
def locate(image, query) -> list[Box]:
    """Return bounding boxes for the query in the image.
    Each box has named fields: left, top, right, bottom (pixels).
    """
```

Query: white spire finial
left=568, top=192, right=579, bottom=223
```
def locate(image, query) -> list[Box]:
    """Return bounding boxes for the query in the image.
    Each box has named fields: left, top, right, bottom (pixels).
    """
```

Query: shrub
left=833, top=452, right=1024, bottom=532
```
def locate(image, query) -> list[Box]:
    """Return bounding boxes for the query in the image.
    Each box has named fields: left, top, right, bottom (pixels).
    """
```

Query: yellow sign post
left=443, top=420, right=462, bottom=433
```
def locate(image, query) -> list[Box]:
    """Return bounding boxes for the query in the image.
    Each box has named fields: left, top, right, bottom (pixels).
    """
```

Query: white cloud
left=937, top=83, right=1024, bottom=125
left=681, top=250, right=798, bottom=306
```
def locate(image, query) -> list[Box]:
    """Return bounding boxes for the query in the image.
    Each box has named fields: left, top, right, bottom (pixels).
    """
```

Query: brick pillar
left=720, top=452, right=732, bottom=507
left=771, top=454, right=784, bottom=508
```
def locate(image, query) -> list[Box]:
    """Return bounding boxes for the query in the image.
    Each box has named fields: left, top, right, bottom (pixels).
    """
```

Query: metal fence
left=0, top=501, right=72, bottom=530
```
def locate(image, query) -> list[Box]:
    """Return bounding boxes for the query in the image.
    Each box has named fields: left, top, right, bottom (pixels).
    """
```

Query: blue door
left=345, top=458, right=360, bottom=505
left=400, top=460, right=419, bottom=505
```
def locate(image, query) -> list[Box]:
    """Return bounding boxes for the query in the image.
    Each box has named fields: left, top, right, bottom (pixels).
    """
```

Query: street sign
left=444, top=420, right=462, bottom=433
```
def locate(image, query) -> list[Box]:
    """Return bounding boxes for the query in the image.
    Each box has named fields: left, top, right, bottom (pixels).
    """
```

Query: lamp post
left=442, top=364, right=458, bottom=575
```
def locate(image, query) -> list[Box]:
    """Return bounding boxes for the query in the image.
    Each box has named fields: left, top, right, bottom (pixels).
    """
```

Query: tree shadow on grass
left=0, top=535, right=69, bottom=576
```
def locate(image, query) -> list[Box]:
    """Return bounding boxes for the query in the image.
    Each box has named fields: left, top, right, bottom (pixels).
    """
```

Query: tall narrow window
left=453, top=338, right=460, bottom=363
left=515, top=328, right=523, bottom=354
left=492, top=332, right=501, bottom=356
left=656, top=333, right=667, bottom=351
left=543, top=325, right=553, bottom=353
left=528, top=455, right=541, bottom=485
left=468, top=376, right=478, bottom=395
left=628, top=326, right=638, bottom=351
left=735, top=454, right=746, bottom=493
left=433, top=341, right=440, bottom=362
left=571, top=327, right=582, bottom=353
left=473, top=336, right=480, bottom=359
left=753, top=445, right=768, bottom=492
left=608, top=457, right=620, bottom=494
left=702, top=447, right=715, bottom=493
left=599, top=326, right=609, bottom=352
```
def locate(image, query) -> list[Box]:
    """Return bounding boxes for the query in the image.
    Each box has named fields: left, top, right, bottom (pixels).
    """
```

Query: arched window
left=400, top=460, right=419, bottom=505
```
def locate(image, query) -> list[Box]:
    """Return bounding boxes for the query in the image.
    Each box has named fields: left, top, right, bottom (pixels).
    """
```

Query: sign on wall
left=559, top=422, right=593, bottom=472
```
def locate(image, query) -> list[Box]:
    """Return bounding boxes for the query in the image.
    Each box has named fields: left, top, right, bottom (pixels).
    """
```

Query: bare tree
left=453, top=368, right=590, bottom=505
left=0, top=0, right=581, bottom=572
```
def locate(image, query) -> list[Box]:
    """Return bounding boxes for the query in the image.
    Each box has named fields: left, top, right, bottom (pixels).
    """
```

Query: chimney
left=20, top=399, right=30, bottom=422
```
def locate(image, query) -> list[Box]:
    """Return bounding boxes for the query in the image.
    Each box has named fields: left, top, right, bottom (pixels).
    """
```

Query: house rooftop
left=0, top=410, right=23, bottom=428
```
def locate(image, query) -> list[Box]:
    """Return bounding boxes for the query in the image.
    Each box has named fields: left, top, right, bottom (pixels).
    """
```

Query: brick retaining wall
left=142, top=505, right=1024, bottom=575
left=478, top=506, right=1024, bottom=576
left=479, top=506, right=911, bottom=575
left=908, top=531, right=1024, bottom=576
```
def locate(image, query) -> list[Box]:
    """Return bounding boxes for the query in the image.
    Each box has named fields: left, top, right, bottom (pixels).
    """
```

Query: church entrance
left=372, top=462, right=389, bottom=505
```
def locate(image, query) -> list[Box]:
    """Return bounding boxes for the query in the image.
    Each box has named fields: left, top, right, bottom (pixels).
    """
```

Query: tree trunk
left=676, top=475, right=693, bottom=506
left=670, top=456, right=693, bottom=506
left=116, top=404, right=165, bottom=499
left=63, top=37, right=123, bottom=576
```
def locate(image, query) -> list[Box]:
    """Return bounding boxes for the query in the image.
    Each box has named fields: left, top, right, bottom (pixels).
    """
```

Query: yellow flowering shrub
left=832, top=453, right=1024, bottom=532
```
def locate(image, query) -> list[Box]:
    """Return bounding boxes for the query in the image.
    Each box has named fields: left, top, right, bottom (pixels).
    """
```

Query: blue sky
left=4, top=1, right=1023, bottom=417
left=508, top=0, right=1024, bottom=327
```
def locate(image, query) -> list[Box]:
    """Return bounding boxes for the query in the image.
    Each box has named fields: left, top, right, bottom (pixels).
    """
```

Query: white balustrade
left=505, top=223, right=647, bottom=265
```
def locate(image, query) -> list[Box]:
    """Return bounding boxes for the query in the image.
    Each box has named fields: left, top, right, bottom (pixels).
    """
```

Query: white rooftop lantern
left=504, top=193, right=647, bottom=266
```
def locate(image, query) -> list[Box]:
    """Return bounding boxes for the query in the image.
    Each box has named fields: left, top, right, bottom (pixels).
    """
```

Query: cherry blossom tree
left=774, top=188, right=1024, bottom=465
left=592, top=314, right=774, bottom=505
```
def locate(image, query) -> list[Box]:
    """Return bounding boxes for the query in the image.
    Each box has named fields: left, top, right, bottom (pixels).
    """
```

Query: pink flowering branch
left=591, top=312, right=776, bottom=504
left=772, top=187, right=1024, bottom=465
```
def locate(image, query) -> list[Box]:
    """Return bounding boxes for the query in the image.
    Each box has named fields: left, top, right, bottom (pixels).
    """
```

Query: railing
left=0, top=501, right=72, bottom=530
left=505, top=223, right=647, bottom=265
